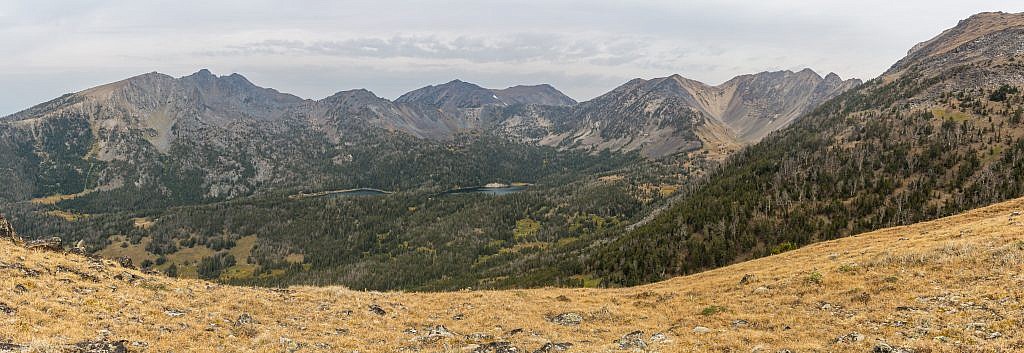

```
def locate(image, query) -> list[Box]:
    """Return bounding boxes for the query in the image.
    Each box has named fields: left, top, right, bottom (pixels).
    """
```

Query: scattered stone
left=466, top=332, right=494, bottom=341
left=279, top=337, right=304, bottom=353
left=753, top=286, right=770, bottom=295
left=740, top=273, right=756, bottom=284
left=418, top=325, right=454, bottom=343
left=0, top=262, right=39, bottom=277
left=0, top=302, right=14, bottom=315
left=555, top=295, right=571, bottom=302
left=12, top=284, right=27, bottom=294
left=69, top=340, right=128, bottom=353
left=617, top=331, right=646, bottom=350
left=833, top=332, right=865, bottom=343
left=533, top=342, right=572, bottom=353
left=453, top=313, right=465, bottom=320
left=0, top=342, right=27, bottom=353
left=57, top=265, right=100, bottom=282
left=872, top=342, right=913, bottom=353
left=550, top=312, right=583, bottom=326
left=473, top=341, right=519, bottom=353
left=732, top=319, right=749, bottom=328
left=116, top=256, right=134, bottom=269
left=25, top=237, right=62, bottom=251
left=507, top=328, right=524, bottom=336
left=368, top=304, right=386, bottom=316
left=113, top=272, right=141, bottom=284
left=693, top=326, right=712, bottom=334
left=163, top=309, right=185, bottom=317
left=650, top=332, right=668, bottom=343
left=87, top=259, right=106, bottom=272
left=236, top=313, right=257, bottom=325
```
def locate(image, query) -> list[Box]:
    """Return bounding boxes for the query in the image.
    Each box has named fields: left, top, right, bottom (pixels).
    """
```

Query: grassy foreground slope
left=3, top=197, right=1024, bottom=352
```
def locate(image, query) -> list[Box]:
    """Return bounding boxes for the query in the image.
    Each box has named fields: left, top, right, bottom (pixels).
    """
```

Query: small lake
left=440, top=185, right=528, bottom=196
left=291, top=188, right=392, bottom=199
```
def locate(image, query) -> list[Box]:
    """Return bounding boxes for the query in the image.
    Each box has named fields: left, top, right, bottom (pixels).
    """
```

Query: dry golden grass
left=4, top=197, right=1024, bottom=352
left=29, top=191, right=91, bottom=206
left=40, top=210, right=88, bottom=222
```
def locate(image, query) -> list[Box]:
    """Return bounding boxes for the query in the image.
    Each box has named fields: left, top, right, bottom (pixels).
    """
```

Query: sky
left=2, top=1, right=1024, bottom=115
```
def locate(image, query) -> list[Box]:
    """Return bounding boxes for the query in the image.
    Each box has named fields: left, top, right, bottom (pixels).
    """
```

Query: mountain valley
left=3, top=5, right=1024, bottom=352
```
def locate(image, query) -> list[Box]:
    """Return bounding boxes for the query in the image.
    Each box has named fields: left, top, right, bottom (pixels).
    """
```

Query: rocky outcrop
left=548, top=312, right=582, bottom=326
left=368, top=304, right=387, bottom=316
left=0, top=214, right=19, bottom=245
left=25, top=237, right=62, bottom=251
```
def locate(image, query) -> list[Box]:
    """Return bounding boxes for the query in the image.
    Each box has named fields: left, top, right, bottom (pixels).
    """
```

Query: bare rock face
left=543, top=69, right=861, bottom=158
left=0, top=214, right=20, bottom=245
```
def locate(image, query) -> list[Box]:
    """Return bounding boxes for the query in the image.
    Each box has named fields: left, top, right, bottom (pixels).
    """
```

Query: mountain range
left=0, top=64, right=857, bottom=204
left=0, top=11, right=1022, bottom=294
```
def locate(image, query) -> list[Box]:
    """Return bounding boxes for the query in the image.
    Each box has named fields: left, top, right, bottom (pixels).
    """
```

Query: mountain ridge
left=539, top=69, right=859, bottom=158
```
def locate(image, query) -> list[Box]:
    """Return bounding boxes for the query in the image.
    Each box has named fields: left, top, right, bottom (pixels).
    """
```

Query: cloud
left=200, top=33, right=655, bottom=68
left=3, top=0, right=1024, bottom=115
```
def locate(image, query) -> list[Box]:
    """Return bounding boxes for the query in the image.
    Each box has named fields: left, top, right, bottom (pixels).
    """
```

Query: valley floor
left=3, top=197, right=1024, bottom=352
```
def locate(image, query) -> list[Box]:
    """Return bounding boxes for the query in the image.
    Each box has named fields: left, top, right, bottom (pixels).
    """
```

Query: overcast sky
left=2, top=1, right=1023, bottom=115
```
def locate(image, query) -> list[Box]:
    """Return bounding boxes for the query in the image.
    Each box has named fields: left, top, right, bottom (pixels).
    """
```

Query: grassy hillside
left=3, top=197, right=1024, bottom=352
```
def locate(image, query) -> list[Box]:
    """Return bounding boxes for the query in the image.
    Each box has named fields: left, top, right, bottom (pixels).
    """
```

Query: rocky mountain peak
left=396, top=79, right=577, bottom=109
left=493, top=84, right=577, bottom=106
left=822, top=72, right=842, bottom=83
left=395, top=79, right=500, bottom=109
left=324, top=88, right=381, bottom=102
left=887, top=11, right=1024, bottom=75
left=189, top=68, right=215, bottom=78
